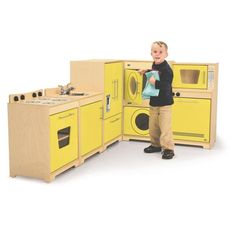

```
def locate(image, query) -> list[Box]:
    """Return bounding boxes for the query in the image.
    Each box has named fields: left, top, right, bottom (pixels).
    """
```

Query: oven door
left=50, top=108, right=78, bottom=172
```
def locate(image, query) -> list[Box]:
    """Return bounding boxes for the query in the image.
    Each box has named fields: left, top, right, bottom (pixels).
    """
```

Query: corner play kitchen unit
left=8, top=60, right=218, bottom=182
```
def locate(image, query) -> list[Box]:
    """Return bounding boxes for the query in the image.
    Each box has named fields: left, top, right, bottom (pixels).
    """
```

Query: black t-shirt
left=149, top=60, right=174, bottom=107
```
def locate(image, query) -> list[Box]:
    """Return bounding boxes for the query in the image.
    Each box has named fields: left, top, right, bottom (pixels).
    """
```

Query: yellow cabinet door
left=80, top=101, right=103, bottom=156
left=104, top=62, right=123, bottom=119
left=173, top=65, right=208, bottom=89
left=104, top=113, right=122, bottom=144
left=124, top=69, right=144, bottom=105
left=172, top=98, right=211, bottom=142
left=50, top=108, right=78, bottom=172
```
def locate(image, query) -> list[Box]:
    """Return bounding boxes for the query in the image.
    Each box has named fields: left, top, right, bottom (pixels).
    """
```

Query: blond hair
left=152, top=41, right=168, bottom=50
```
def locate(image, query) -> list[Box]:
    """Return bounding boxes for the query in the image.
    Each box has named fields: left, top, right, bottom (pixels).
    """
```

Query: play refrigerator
left=70, top=60, right=123, bottom=148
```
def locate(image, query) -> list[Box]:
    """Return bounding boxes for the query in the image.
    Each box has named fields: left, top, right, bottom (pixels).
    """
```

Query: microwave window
left=180, top=69, right=200, bottom=84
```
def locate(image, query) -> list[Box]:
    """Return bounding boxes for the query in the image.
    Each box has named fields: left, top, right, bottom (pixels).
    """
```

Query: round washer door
left=131, top=109, right=149, bottom=135
left=127, top=71, right=139, bottom=101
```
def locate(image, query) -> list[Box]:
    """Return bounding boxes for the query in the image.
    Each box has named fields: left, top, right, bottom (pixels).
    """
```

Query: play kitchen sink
left=69, top=92, right=89, bottom=96
left=57, top=83, right=89, bottom=96
left=8, top=87, right=104, bottom=182
left=43, top=85, right=90, bottom=98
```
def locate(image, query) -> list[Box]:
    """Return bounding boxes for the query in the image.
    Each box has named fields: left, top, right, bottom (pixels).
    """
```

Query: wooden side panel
left=8, top=104, right=50, bottom=180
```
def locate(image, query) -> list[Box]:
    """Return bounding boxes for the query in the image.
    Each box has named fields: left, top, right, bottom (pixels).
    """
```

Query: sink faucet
left=58, top=83, right=75, bottom=95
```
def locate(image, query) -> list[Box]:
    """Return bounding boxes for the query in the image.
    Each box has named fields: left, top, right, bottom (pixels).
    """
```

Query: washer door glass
left=130, top=76, right=137, bottom=96
left=128, top=72, right=138, bottom=100
left=125, top=70, right=143, bottom=104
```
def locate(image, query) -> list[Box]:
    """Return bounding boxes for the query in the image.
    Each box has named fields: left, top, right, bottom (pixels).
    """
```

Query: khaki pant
left=149, top=105, right=174, bottom=150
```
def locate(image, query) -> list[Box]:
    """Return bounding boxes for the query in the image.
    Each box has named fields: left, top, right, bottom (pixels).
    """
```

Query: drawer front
left=173, top=65, right=208, bottom=89
left=50, top=108, right=78, bottom=172
left=104, top=113, right=122, bottom=144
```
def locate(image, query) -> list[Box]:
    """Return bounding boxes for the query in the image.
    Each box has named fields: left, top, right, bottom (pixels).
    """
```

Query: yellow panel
left=172, top=98, right=211, bottom=142
left=123, top=107, right=149, bottom=136
left=173, top=65, right=208, bottom=89
left=50, top=108, right=78, bottom=172
left=104, top=62, right=123, bottom=119
left=104, top=113, right=122, bottom=143
left=80, top=101, right=103, bottom=156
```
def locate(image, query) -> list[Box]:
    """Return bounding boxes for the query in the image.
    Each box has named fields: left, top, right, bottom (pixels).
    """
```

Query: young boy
left=143, top=41, right=175, bottom=159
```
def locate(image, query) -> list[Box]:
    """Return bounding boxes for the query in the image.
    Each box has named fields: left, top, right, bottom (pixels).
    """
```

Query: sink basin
left=69, top=92, right=89, bottom=96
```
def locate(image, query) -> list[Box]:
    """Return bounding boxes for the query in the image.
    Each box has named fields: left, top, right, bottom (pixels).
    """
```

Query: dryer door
left=132, top=109, right=149, bottom=135
left=124, top=107, right=149, bottom=136
left=125, top=70, right=145, bottom=104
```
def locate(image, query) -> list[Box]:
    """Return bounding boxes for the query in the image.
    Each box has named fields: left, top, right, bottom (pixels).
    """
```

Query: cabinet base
left=103, top=136, right=122, bottom=151
left=122, top=135, right=214, bottom=149
left=122, top=135, right=150, bottom=142
left=10, top=159, right=81, bottom=183
left=174, top=140, right=214, bottom=149
left=81, top=146, right=104, bottom=163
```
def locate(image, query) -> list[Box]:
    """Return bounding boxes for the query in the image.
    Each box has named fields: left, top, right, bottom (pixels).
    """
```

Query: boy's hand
left=138, top=69, right=147, bottom=75
left=149, top=76, right=156, bottom=85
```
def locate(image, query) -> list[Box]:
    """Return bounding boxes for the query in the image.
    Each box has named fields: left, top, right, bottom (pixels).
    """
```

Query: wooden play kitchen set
left=8, top=60, right=218, bottom=182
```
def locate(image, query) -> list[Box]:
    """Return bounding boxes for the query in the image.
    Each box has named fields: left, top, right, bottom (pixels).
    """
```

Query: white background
left=1, top=0, right=235, bottom=235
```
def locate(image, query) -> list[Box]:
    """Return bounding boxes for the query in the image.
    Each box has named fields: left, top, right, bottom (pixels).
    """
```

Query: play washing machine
left=125, top=69, right=147, bottom=105
left=123, top=61, right=152, bottom=141
left=124, top=60, right=174, bottom=106
left=123, top=106, right=150, bottom=141
left=124, top=61, right=152, bottom=106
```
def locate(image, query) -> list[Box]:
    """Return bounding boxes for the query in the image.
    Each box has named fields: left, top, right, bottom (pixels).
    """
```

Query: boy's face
left=151, top=43, right=168, bottom=64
